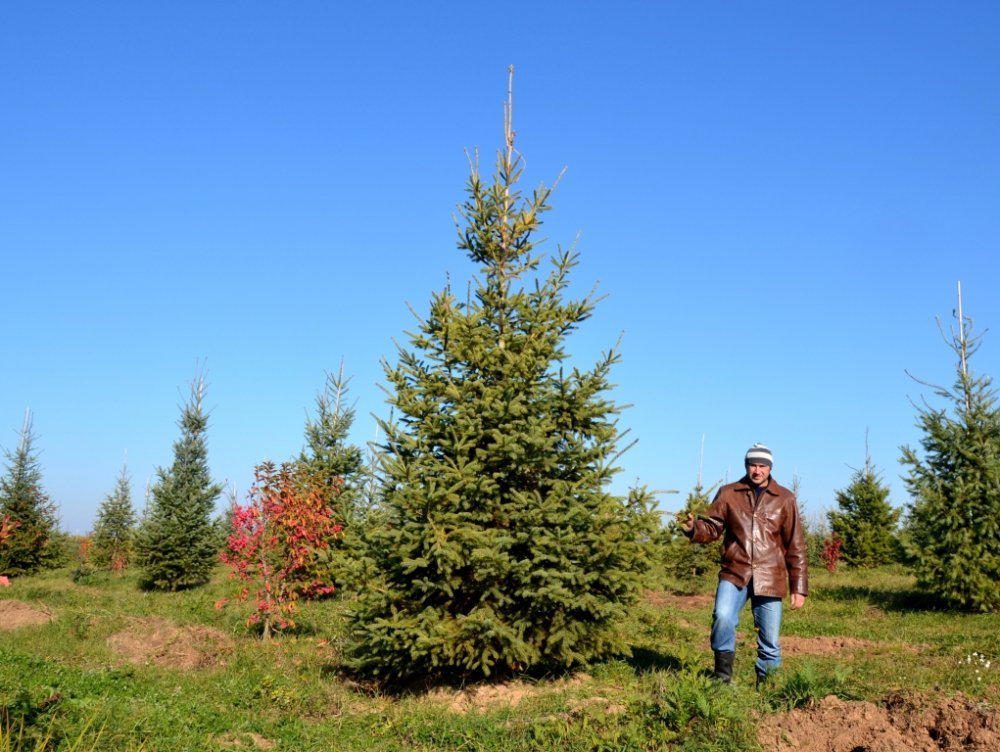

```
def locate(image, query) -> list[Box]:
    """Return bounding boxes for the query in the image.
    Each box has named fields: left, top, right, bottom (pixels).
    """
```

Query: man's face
left=747, top=463, right=771, bottom=485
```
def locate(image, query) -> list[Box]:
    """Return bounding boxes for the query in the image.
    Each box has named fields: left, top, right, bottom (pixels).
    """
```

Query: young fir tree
left=90, top=460, right=138, bottom=572
left=828, top=447, right=900, bottom=569
left=295, top=363, right=366, bottom=592
left=298, top=362, right=365, bottom=526
left=0, top=411, right=60, bottom=576
left=348, top=71, right=657, bottom=682
left=662, top=483, right=719, bottom=582
left=901, top=290, right=1000, bottom=611
left=212, top=483, right=238, bottom=555
left=136, top=375, right=223, bottom=590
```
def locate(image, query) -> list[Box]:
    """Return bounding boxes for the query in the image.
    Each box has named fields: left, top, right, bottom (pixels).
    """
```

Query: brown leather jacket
left=688, top=476, right=808, bottom=598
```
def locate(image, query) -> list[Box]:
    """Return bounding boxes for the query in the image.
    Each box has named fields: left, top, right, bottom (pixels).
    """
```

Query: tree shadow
left=321, top=659, right=576, bottom=699
left=625, top=647, right=684, bottom=675
left=323, top=649, right=690, bottom=697
left=816, top=584, right=946, bottom=613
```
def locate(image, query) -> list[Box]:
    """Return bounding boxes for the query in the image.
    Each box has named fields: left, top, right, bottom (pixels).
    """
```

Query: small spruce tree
left=136, top=375, right=223, bottom=590
left=901, top=289, right=1000, bottom=611
left=211, top=484, right=239, bottom=555
left=348, top=70, right=657, bottom=682
left=662, top=483, right=719, bottom=582
left=828, top=447, right=900, bottom=569
left=297, top=364, right=367, bottom=591
left=0, top=411, right=60, bottom=576
left=90, top=460, right=138, bottom=573
left=298, top=362, right=365, bottom=525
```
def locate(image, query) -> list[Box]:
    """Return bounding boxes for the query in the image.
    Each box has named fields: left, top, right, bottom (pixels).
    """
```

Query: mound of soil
left=107, top=616, right=234, bottom=670
left=758, top=693, right=1000, bottom=751
left=0, top=599, right=53, bottom=629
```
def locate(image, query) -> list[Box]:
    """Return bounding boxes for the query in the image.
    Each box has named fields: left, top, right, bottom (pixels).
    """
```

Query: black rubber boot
left=713, top=650, right=735, bottom=684
left=755, top=670, right=770, bottom=690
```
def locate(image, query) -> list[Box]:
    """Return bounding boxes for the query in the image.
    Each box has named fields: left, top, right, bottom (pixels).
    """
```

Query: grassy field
left=0, top=564, right=997, bottom=751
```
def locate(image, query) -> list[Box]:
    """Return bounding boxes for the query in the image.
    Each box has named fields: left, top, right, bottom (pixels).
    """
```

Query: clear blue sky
left=2, top=2, right=998, bottom=534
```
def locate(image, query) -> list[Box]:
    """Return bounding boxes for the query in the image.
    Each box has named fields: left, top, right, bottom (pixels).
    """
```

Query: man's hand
left=679, top=513, right=695, bottom=533
left=790, top=593, right=806, bottom=610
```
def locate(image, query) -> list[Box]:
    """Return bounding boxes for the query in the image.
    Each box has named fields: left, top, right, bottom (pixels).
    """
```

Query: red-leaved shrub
left=822, top=534, right=844, bottom=573
left=219, top=462, right=343, bottom=638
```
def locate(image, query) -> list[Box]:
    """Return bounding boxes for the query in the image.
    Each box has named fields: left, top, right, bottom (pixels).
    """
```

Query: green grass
left=0, top=565, right=997, bottom=750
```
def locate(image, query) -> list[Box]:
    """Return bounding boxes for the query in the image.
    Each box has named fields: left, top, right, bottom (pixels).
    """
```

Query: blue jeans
left=710, top=578, right=783, bottom=677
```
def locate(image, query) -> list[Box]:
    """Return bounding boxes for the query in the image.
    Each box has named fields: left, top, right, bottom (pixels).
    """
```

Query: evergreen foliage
left=661, top=483, right=719, bottom=581
left=804, top=516, right=832, bottom=570
left=901, top=304, right=1000, bottom=611
left=790, top=475, right=826, bottom=569
left=90, top=461, right=138, bottom=572
left=136, top=376, right=223, bottom=591
left=0, top=411, right=60, bottom=576
left=298, top=364, right=366, bottom=524
left=348, top=75, right=658, bottom=682
left=211, top=486, right=238, bottom=555
left=296, top=364, right=368, bottom=592
left=828, top=454, right=900, bottom=569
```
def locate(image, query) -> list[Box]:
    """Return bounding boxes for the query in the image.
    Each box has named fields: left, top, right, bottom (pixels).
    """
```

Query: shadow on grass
left=815, top=584, right=946, bottom=613
left=320, top=659, right=595, bottom=699
left=321, top=649, right=689, bottom=699
left=625, top=647, right=684, bottom=674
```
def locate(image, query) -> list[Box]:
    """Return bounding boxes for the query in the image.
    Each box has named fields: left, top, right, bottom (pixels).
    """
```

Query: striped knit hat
left=744, top=443, right=773, bottom=468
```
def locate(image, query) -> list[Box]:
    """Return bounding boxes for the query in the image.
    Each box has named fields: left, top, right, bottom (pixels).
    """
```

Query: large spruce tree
left=90, top=460, right=138, bottom=572
left=828, top=452, right=900, bottom=569
left=136, top=375, right=223, bottom=590
left=901, top=293, right=1000, bottom=611
left=348, top=72, right=657, bottom=682
left=0, top=411, right=60, bottom=576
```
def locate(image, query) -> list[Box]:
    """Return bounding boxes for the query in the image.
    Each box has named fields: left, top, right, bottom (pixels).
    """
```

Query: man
left=682, top=443, right=808, bottom=686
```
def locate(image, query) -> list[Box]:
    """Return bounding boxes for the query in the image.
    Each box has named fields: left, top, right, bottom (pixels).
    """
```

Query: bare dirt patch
left=460, top=682, right=534, bottom=713
left=429, top=681, right=534, bottom=714
left=758, top=693, right=1000, bottom=752
left=643, top=590, right=714, bottom=610
left=780, top=634, right=918, bottom=658
left=428, top=672, right=601, bottom=715
left=106, top=616, right=234, bottom=670
left=0, top=599, right=53, bottom=629
left=564, top=696, right=628, bottom=717
left=214, top=731, right=276, bottom=750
